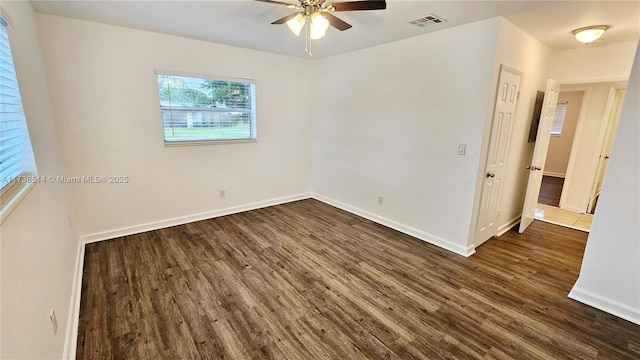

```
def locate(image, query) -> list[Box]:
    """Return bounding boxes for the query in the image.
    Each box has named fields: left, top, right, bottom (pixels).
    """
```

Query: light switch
left=457, top=143, right=466, bottom=155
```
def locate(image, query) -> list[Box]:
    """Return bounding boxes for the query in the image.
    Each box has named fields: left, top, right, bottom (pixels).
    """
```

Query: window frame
left=155, top=70, right=257, bottom=146
left=0, top=14, right=38, bottom=223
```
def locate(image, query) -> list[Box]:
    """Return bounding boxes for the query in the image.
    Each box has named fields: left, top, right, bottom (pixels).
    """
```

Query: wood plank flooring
left=77, top=199, right=640, bottom=359
left=538, top=175, right=564, bottom=207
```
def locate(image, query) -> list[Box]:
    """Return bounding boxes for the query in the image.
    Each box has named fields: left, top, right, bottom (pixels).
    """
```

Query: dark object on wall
left=528, top=91, right=545, bottom=142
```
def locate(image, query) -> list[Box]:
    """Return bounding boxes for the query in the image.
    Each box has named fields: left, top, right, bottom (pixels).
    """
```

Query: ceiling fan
left=256, top=0, right=386, bottom=56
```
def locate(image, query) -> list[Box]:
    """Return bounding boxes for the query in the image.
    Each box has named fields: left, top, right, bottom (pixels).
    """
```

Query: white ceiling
left=30, top=1, right=640, bottom=59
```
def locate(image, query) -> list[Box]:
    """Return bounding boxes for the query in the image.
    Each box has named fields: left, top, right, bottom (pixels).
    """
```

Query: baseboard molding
left=569, top=285, right=640, bottom=325
left=543, top=171, right=566, bottom=178
left=80, top=193, right=312, bottom=244
left=497, top=215, right=520, bottom=237
left=62, top=240, right=85, bottom=360
left=312, top=194, right=473, bottom=257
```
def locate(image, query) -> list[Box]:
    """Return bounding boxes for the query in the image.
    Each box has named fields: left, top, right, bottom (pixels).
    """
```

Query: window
left=0, top=16, right=38, bottom=220
left=156, top=71, right=257, bottom=144
left=551, top=102, right=568, bottom=135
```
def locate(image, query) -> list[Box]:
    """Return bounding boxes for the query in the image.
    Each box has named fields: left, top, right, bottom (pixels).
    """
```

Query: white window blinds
left=0, top=17, right=37, bottom=193
left=156, top=72, right=257, bottom=144
left=551, top=102, right=568, bottom=135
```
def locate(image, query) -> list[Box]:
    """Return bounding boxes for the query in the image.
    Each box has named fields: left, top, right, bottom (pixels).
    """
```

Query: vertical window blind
left=0, top=17, right=37, bottom=194
left=551, top=102, right=568, bottom=135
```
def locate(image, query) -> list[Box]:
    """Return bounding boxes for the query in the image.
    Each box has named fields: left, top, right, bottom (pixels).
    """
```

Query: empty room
left=1, top=1, right=639, bottom=359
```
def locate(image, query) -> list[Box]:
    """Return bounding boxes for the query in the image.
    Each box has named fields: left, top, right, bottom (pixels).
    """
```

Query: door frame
left=586, top=88, right=625, bottom=213
left=472, top=64, right=523, bottom=247
left=556, top=85, right=592, bottom=211
left=559, top=80, right=627, bottom=213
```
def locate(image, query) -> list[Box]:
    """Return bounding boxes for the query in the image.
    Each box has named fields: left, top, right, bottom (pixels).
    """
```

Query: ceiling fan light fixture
left=286, top=13, right=306, bottom=36
left=572, top=25, right=609, bottom=44
left=310, top=12, right=329, bottom=39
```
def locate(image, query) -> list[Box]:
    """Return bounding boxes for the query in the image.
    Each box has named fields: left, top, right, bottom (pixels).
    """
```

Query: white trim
left=0, top=182, right=36, bottom=224
left=543, top=171, right=566, bottom=178
left=155, top=69, right=255, bottom=84
left=312, top=194, right=473, bottom=257
left=0, top=7, right=15, bottom=29
left=558, top=77, right=629, bottom=85
left=164, top=139, right=257, bottom=147
left=80, top=193, right=312, bottom=244
left=496, top=215, right=520, bottom=237
left=569, top=284, right=640, bottom=325
left=62, top=240, right=85, bottom=360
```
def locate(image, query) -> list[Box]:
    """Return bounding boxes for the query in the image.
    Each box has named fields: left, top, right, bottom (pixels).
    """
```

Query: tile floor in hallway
left=535, top=203, right=593, bottom=232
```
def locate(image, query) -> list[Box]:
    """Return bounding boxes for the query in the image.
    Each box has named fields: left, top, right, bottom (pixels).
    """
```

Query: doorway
left=532, top=82, right=626, bottom=232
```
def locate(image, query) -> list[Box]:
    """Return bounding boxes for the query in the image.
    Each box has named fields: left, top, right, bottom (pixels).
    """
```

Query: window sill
left=1, top=181, right=36, bottom=224
left=164, top=139, right=257, bottom=147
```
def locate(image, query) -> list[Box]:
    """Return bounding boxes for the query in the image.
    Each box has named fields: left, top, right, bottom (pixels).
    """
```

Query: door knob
left=525, top=165, right=531, bottom=169
left=605, top=156, right=610, bottom=159
left=534, top=166, right=542, bottom=171
left=486, top=172, right=496, bottom=178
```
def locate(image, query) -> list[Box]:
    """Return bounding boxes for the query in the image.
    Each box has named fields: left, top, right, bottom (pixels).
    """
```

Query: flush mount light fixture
left=572, top=25, right=609, bottom=44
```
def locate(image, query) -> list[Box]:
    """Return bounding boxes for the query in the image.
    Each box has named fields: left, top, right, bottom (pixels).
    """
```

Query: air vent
left=409, top=14, right=446, bottom=27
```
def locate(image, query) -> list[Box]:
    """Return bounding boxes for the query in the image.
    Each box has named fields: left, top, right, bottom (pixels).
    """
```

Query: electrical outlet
left=219, top=189, right=226, bottom=198
left=49, top=309, right=58, bottom=335
left=378, top=195, right=384, bottom=205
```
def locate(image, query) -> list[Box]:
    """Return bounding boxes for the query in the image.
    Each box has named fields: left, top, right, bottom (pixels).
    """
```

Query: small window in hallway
left=551, top=102, right=568, bottom=135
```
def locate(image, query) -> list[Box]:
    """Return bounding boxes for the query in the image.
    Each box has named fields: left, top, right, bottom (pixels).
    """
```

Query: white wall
left=0, top=1, right=78, bottom=359
left=569, top=42, right=640, bottom=325
left=473, top=18, right=551, bottom=240
left=549, top=41, right=638, bottom=83
left=545, top=91, right=583, bottom=177
left=36, top=14, right=313, bottom=239
left=312, top=18, right=501, bottom=256
left=560, top=81, right=626, bottom=213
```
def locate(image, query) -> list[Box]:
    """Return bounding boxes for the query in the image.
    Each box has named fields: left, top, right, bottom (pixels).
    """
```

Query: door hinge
left=517, top=91, right=520, bottom=99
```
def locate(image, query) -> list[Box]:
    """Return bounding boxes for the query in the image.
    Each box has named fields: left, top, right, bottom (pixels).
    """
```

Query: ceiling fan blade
left=330, top=0, right=386, bottom=12
left=271, top=13, right=299, bottom=24
left=323, top=13, right=352, bottom=31
left=255, top=0, right=298, bottom=6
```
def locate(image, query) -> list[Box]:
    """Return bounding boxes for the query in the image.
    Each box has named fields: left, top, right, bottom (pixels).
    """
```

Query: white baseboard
left=312, top=194, right=473, bottom=257
left=543, top=172, right=566, bottom=178
left=569, top=285, right=640, bottom=325
left=80, top=193, right=312, bottom=244
left=62, top=240, right=85, bottom=360
left=497, top=215, right=520, bottom=237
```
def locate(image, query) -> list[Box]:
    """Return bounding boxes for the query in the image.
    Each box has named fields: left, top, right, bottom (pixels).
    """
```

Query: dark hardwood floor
left=77, top=199, right=640, bottom=359
left=538, top=175, right=565, bottom=207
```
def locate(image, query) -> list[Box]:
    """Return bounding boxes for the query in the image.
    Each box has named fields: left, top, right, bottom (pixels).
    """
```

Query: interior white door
left=476, top=66, right=521, bottom=245
left=588, top=88, right=624, bottom=212
left=519, top=79, right=560, bottom=233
